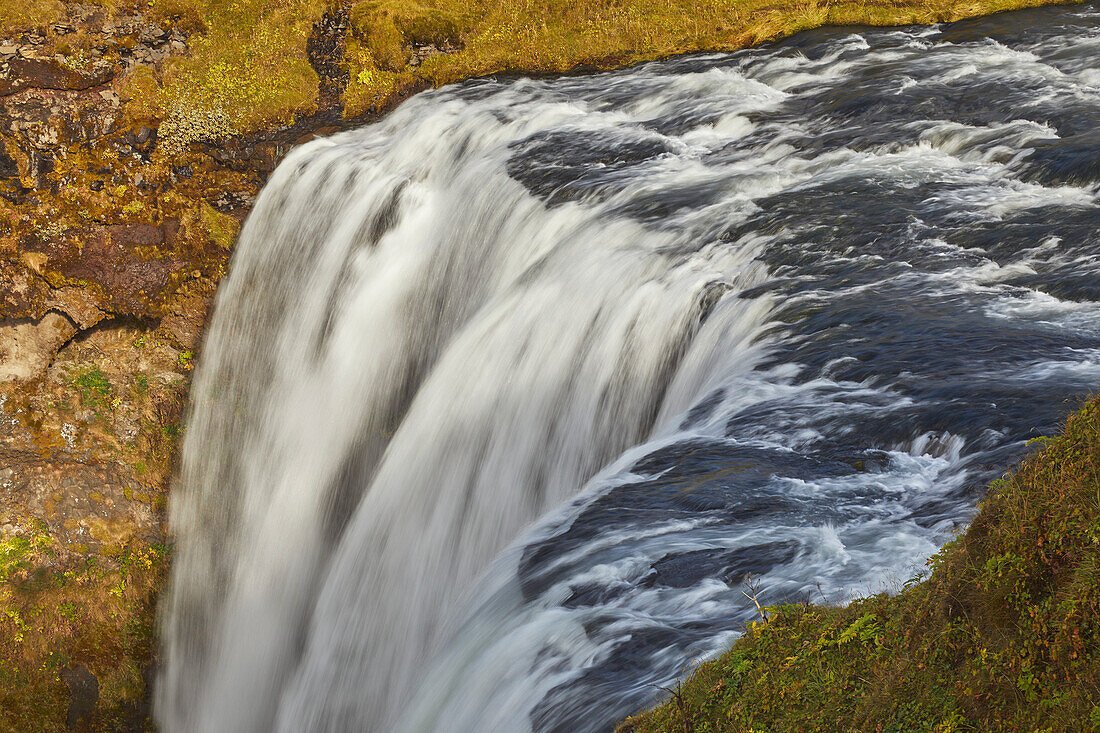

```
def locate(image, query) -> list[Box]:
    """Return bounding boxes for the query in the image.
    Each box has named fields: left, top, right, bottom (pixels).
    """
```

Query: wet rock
left=61, top=664, right=99, bottom=730
left=563, top=581, right=632, bottom=608
left=644, top=541, right=802, bottom=589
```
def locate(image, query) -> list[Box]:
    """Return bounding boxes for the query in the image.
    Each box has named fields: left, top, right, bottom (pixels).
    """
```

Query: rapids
left=159, top=3, right=1100, bottom=731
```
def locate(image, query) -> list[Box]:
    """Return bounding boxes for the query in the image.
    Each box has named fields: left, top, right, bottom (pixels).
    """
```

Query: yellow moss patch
left=149, top=0, right=333, bottom=154
left=336, top=0, right=1083, bottom=117
left=131, top=0, right=1083, bottom=144
left=0, top=0, right=63, bottom=36
left=0, top=541, right=169, bottom=731
left=197, top=201, right=240, bottom=251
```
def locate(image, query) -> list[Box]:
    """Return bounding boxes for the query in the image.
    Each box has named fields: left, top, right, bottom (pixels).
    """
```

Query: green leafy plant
left=72, top=366, right=113, bottom=411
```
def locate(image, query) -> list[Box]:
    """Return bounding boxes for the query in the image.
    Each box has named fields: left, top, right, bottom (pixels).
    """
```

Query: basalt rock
left=22, top=224, right=186, bottom=318
left=0, top=86, right=122, bottom=150
left=0, top=446, right=161, bottom=564
left=0, top=54, right=116, bottom=98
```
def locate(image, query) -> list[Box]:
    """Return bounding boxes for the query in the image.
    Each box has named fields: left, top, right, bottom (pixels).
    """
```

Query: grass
left=0, top=0, right=62, bottom=37
left=0, top=537, right=169, bottom=731
left=118, top=0, right=1082, bottom=150
left=620, top=396, right=1100, bottom=732
left=147, top=0, right=330, bottom=152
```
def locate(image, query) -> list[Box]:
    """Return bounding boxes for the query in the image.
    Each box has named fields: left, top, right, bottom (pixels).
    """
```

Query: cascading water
left=159, top=3, right=1100, bottom=731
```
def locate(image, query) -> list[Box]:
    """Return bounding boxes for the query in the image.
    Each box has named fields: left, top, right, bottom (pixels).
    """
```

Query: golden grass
left=145, top=0, right=331, bottom=150
left=0, top=0, right=63, bottom=37
left=0, top=0, right=1081, bottom=144
left=122, top=0, right=1081, bottom=149
left=0, top=0, right=1076, bottom=147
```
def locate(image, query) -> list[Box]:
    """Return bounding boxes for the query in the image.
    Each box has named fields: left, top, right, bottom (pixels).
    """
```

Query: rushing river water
left=159, top=4, right=1100, bottom=731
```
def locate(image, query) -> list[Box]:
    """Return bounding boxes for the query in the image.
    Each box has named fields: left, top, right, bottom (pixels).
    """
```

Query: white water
left=158, top=81, right=774, bottom=732
left=159, top=4, right=1100, bottom=732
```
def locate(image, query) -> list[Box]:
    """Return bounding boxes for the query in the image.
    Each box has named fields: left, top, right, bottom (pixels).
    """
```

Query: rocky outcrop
left=0, top=6, right=195, bottom=387
left=0, top=9, right=202, bottom=709
left=0, top=445, right=161, bottom=563
left=0, top=52, right=115, bottom=98
left=0, top=311, right=76, bottom=383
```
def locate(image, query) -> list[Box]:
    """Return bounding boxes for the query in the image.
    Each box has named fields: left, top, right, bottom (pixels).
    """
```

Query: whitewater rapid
left=159, top=3, right=1100, bottom=731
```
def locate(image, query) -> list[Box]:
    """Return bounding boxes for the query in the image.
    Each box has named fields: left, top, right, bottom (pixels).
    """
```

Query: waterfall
left=159, top=3, right=1100, bottom=731
left=157, top=89, right=771, bottom=731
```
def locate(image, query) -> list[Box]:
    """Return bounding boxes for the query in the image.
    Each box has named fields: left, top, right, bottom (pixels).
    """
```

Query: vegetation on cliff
left=124, top=0, right=1086, bottom=142
left=0, top=323, right=188, bottom=730
left=0, top=535, right=168, bottom=730
left=620, top=396, right=1100, bottom=732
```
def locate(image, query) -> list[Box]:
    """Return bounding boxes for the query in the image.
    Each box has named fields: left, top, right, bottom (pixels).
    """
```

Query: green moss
left=72, top=366, right=113, bottom=412
left=621, top=397, right=1100, bottom=732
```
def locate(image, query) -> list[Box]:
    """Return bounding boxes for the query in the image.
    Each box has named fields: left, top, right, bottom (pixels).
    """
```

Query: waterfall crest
left=157, top=89, right=768, bottom=732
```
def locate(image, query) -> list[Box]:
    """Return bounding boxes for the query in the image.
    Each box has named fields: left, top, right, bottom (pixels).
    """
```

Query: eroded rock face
left=1, top=86, right=123, bottom=150
left=30, top=224, right=187, bottom=316
left=0, top=1, right=229, bottom=396
left=0, top=259, right=106, bottom=328
left=0, top=446, right=161, bottom=565
left=0, top=311, right=76, bottom=383
left=0, top=316, right=186, bottom=569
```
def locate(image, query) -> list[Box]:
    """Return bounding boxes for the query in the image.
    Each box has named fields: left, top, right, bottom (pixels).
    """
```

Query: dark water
left=508, top=6, right=1100, bottom=729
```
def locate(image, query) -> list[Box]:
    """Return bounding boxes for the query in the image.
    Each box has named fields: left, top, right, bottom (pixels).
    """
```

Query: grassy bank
left=128, top=0, right=1081, bottom=148
left=620, top=396, right=1100, bottom=732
